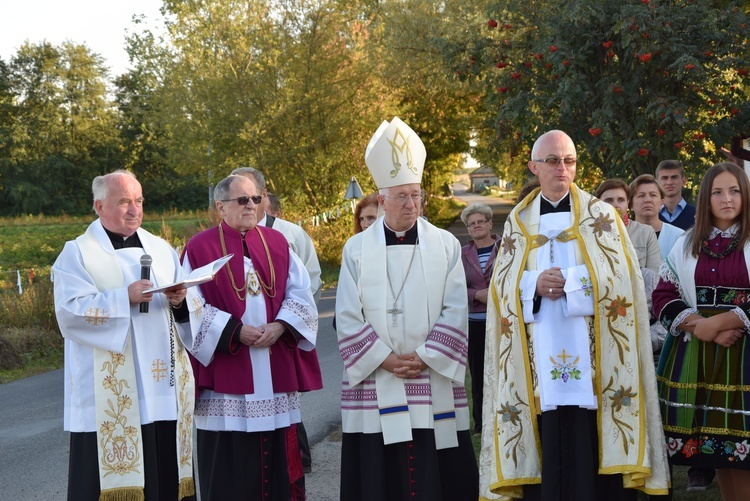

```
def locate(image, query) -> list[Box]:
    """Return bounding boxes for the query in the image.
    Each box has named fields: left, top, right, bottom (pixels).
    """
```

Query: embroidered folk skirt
left=657, top=291, right=750, bottom=470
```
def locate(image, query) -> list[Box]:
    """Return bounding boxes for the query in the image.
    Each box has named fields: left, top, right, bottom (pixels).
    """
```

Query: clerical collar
left=384, top=221, right=418, bottom=245
left=540, top=192, right=571, bottom=215
left=104, top=227, right=143, bottom=249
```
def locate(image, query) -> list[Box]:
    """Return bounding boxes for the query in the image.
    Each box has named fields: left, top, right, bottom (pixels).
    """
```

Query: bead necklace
left=701, top=235, right=739, bottom=259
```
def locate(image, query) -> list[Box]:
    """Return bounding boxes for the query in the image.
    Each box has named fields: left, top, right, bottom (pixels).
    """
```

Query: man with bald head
left=479, top=131, right=669, bottom=500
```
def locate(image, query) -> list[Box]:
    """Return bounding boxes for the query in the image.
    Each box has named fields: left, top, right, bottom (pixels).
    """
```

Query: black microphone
left=140, top=254, right=152, bottom=313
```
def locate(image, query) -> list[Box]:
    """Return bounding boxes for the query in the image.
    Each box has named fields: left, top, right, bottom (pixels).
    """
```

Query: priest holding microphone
left=52, top=169, right=196, bottom=501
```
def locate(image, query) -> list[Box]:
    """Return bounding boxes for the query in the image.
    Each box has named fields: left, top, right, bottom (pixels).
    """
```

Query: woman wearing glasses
left=460, top=203, right=499, bottom=434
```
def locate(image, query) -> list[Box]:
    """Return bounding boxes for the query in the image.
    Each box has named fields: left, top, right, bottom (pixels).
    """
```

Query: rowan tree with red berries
left=445, top=0, right=750, bottom=188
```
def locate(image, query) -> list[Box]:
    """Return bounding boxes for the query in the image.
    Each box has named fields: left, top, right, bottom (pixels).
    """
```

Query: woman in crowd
left=595, top=178, right=661, bottom=273
left=353, top=193, right=379, bottom=233
left=653, top=162, right=750, bottom=501
left=460, top=203, right=500, bottom=434
left=629, top=174, right=685, bottom=261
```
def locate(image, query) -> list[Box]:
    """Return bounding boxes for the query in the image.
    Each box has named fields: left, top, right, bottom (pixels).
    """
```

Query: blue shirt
left=659, top=198, right=687, bottom=223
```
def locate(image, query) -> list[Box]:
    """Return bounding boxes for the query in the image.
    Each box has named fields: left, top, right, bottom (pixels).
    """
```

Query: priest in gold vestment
left=479, top=130, right=670, bottom=500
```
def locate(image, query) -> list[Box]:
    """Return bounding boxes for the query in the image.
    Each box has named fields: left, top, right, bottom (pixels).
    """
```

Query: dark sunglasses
left=222, top=195, right=263, bottom=205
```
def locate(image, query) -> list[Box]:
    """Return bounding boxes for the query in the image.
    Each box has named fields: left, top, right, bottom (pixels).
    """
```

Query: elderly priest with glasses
left=180, top=173, right=322, bottom=501
left=336, top=117, right=478, bottom=501
left=479, top=130, right=670, bottom=500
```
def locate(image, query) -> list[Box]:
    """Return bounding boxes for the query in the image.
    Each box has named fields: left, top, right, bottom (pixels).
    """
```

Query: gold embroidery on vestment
left=99, top=351, right=142, bottom=477
left=388, top=127, right=416, bottom=177
left=151, top=359, right=167, bottom=382
left=84, top=307, right=109, bottom=326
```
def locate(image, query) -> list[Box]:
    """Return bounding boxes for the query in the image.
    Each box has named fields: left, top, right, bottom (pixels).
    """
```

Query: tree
left=124, top=0, right=480, bottom=214
left=0, top=42, right=121, bottom=215
left=126, top=0, right=391, bottom=214
left=373, top=1, right=482, bottom=197
left=115, top=65, right=206, bottom=211
left=445, top=0, right=750, bottom=188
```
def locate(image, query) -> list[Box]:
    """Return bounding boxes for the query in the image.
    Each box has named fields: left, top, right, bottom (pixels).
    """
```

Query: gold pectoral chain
left=218, top=224, right=277, bottom=301
left=219, top=223, right=250, bottom=301
left=531, top=229, right=575, bottom=263
left=253, top=227, right=277, bottom=298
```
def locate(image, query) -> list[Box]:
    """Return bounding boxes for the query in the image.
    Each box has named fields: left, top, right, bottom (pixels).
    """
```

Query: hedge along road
left=0, top=184, right=513, bottom=500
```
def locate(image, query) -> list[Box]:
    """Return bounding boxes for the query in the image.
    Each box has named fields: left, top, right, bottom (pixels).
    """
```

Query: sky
left=0, top=0, right=164, bottom=76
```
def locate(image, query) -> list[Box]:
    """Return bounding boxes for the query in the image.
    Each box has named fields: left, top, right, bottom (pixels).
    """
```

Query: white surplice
left=260, top=213, right=323, bottom=304
left=336, top=218, right=469, bottom=449
left=53, top=219, right=194, bottom=432
left=181, top=250, right=317, bottom=432
left=519, top=211, right=597, bottom=410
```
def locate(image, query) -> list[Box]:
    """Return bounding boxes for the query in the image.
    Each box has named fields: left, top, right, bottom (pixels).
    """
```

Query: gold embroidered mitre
left=364, top=117, right=426, bottom=189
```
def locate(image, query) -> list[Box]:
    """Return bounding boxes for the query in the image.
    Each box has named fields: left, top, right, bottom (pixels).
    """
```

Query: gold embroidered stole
left=77, top=222, right=195, bottom=501
left=479, top=185, right=669, bottom=499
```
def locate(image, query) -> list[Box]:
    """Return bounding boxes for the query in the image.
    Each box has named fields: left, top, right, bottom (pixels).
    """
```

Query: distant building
left=469, top=165, right=504, bottom=192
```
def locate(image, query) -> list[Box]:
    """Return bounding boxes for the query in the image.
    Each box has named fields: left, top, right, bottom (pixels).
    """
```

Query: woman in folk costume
left=654, top=162, right=750, bottom=500
left=479, top=130, right=669, bottom=500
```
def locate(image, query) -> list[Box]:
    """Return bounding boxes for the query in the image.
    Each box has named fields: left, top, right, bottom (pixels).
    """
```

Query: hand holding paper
left=144, top=254, right=233, bottom=293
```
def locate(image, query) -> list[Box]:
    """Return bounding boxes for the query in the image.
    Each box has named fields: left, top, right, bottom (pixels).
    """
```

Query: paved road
left=0, top=288, right=343, bottom=501
left=0, top=185, right=511, bottom=501
left=306, top=184, right=513, bottom=500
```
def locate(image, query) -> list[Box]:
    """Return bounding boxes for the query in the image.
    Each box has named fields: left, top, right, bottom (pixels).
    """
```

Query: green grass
left=0, top=197, right=466, bottom=382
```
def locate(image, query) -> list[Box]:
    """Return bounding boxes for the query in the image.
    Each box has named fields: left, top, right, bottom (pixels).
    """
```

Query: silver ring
left=548, top=288, right=553, bottom=294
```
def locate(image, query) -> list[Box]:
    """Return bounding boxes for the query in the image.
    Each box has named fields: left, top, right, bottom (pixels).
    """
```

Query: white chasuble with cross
left=520, top=211, right=597, bottom=410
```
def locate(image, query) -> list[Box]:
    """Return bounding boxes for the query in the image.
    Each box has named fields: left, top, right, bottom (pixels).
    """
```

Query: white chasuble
left=52, top=219, right=195, bottom=499
left=520, top=211, right=596, bottom=411
left=337, top=218, right=469, bottom=450
left=181, top=251, right=317, bottom=433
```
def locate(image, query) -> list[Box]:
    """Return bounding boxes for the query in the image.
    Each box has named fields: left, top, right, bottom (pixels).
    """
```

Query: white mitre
left=364, top=117, right=426, bottom=189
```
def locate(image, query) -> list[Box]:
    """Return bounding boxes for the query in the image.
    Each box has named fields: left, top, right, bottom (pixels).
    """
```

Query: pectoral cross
left=387, top=302, right=403, bottom=327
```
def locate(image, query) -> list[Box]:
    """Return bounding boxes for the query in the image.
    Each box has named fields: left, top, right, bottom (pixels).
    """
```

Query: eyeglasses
left=532, top=156, right=577, bottom=167
left=384, top=194, right=422, bottom=206
left=467, top=218, right=490, bottom=228
left=221, top=195, right=263, bottom=205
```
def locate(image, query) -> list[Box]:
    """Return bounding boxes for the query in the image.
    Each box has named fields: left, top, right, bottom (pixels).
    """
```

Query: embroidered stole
left=76, top=222, right=195, bottom=501
left=360, top=218, right=458, bottom=449
left=481, top=185, right=669, bottom=498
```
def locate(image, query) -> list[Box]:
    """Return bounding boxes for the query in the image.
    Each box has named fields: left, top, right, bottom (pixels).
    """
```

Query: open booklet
left=144, top=254, right=234, bottom=293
